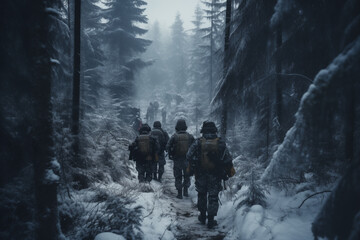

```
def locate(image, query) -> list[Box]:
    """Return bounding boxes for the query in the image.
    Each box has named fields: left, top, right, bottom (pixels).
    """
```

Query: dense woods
left=0, top=0, right=359, bottom=239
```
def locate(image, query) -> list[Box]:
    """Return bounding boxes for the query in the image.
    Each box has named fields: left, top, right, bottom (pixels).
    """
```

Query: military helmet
left=153, top=121, right=161, bottom=128
left=139, top=124, right=151, bottom=134
left=175, top=119, right=187, bottom=131
left=200, top=121, right=218, bottom=134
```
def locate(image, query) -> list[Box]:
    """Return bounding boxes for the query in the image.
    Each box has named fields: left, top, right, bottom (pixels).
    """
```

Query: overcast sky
left=144, top=0, right=202, bottom=32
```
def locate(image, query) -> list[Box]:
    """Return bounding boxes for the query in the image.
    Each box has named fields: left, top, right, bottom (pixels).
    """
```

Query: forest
left=0, top=0, right=359, bottom=239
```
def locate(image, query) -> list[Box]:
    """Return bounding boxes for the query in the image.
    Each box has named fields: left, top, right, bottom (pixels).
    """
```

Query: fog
left=145, top=0, right=201, bottom=31
left=134, top=0, right=213, bottom=135
left=2, top=1, right=359, bottom=239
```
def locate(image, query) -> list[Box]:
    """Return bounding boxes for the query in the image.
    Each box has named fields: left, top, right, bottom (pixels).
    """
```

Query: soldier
left=186, top=121, right=235, bottom=229
left=146, top=102, right=154, bottom=125
left=167, top=119, right=195, bottom=199
left=161, top=107, right=167, bottom=127
left=153, top=101, right=159, bottom=120
left=129, top=124, right=160, bottom=183
left=150, top=121, right=169, bottom=182
left=131, top=111, right=142, bottom=133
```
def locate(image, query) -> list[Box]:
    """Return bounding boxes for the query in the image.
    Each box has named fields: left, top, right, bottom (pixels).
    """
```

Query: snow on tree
left=187, top=5, right=211, bottom=135
left=262, top=36, right=360, bottom=184
left=201, top=0, right=226, bottom=101
left=312, top=162, right=360, bottom=240
left=102, top=0, right=151, bottom=103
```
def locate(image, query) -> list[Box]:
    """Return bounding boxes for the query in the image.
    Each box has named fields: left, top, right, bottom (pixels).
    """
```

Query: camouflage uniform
left=150, top=122, right=169, bottom=181
left=167, top=120, right=194, bottom=198
left=135, top=160, right=154, bottom=182
left=129, top=124, right=160, bottom=183
left=186, top=122, right=234, bottom=228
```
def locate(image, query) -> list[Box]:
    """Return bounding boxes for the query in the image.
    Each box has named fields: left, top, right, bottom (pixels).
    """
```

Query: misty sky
left=145, top=0, right=201, bottom=31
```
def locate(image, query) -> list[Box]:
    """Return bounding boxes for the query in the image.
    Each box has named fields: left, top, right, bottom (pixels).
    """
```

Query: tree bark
left=209, top=0, right=214, bottom=102
left=345, top=77, right=355, bottom=162
left=72, top=0, right=81, bottom=165
left=266, top=95, right=270, bottom=162
left=220, top=0, right=232, bottom=139
left=275, top=24, right=283, bottom=143
left=30, top=1, right=61, bottom=238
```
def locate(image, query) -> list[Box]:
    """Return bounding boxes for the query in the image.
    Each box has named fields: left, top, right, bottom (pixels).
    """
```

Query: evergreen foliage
left=188, top=5, right=210, bottom=135
left=201, top=0, right=225, bottom=100
left=59, top=188, right=143, bottom=240
left=237, top=177, right=267, bottom=208
left=1, top=1, right=359, bottom=239
left=169, top=13, right=188, bottom=92
left=216, top=0, right=360, bottom=185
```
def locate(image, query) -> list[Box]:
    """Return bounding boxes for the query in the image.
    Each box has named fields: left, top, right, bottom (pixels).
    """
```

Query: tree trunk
left=72, top=0, right=81, bottom=166
left=220, top=0, right=232, bottom=139
left=345, top=77, right=355, bottom=162
left=209, top=0, right=214, bottom=102
left=275, top=24, right=283, bottom=143
left=31, top=1, right=61, bottom=238
left=266, top=95, right=270, bottom=162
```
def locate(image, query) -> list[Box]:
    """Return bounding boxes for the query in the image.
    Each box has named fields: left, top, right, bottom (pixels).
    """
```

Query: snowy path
left=136, top=160, right=227, bottom=240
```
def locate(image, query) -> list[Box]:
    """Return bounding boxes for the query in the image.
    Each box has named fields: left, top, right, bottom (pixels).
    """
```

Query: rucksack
left=137, top=135, right=152, bottom=161
left=174, top=133, right=190, bottom=157
left=200, top=137, right=219, bottom=170
left=151, top=129, right=165, bottom=151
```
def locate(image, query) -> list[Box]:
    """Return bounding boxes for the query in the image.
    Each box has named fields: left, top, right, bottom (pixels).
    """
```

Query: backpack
left=174, top=133, right=190, bottom=157
left=200, top=137, right=219, bottom=170
left=151, top=129, right=165, bottom=151
left=137, top=135, right=152, bottom=161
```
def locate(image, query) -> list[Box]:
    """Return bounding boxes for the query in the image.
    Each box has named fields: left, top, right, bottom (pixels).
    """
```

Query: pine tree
left=82, top=0, right=105, bottom=109
left=169, top=13, right=188, bottom=92
left=32, top=0, right=64, bottom=238
left=188, top=5, right=210, bottom=133
left=220, top=0, right=232, bottom=138
left=238, top=170, right=267, bottom=208
left=103, top=0, right=150, bottom=63
left=201, top=0, right=225, bottom=101
left=140, top=21, right=166, bottom=87
left=102, top=0, right=151, bottom=102
left=1, top=0, right=70, bottom=236
left=72, top=0, right=82, bottom=167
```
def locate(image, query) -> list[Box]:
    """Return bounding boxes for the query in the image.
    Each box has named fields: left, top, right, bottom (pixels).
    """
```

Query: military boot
left=153, top=173, right=158, bottom=181
left=207, top=215, right=218, bottom=229
left=158, top=173, right=162, bottom=183
left=198, top=212, right=206, bottom=224
left=183, top=187, right=188, bottom=197
left=176, top=189, right=183, bottom=199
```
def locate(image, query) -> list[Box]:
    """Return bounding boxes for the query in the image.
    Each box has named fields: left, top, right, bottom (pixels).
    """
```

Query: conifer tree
left=102, top=0, right=151, bottom=101
left=103, top=0, right=150, bottom=63
left=169, top=13, right=188, bottom=92
left=188, top=5, right=209, bottom=133
left=201, top=0, right=225, bottom=101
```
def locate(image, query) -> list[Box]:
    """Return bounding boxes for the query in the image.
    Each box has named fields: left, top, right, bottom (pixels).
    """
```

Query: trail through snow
left=136, top=160, right=228, bottom=240
left=94, top=153, right=322, bottom=240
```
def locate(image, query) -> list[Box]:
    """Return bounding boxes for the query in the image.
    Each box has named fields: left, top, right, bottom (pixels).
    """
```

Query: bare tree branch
left=298, top=191, right=331, bottom=208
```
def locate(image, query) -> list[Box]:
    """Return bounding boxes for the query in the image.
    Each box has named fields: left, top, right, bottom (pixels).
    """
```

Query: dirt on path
left=157, top=160, right=227, bottom=240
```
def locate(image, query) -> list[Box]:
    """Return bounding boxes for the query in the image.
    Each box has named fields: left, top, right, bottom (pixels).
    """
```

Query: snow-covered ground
left=129, top=160, right=229, bottom=239
left=95, top=157, right=329, bottom=240
left=96, top=159, right=229, bottom=240
left=223, top=189, right=325, bottom=240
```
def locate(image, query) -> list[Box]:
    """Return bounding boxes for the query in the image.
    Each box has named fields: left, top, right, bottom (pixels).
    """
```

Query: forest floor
left=135, top=160, right=229, bottom=240
left=94, top=159, right=328, bottom=240
left=93, top=150, right=325, bottom=240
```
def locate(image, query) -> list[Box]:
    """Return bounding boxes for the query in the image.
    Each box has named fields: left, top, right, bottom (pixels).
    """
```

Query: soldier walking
left=186, top=121, right=235, bottom=228
left=167, top=119, right=195, bottom=199
left=146, top=102, right=154, bottom=125
left=150, top=121, right=169, bottom=182
left=129, top=124, right=160, bottom=183
left=161, top=107, right=167, bottom=127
